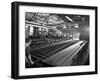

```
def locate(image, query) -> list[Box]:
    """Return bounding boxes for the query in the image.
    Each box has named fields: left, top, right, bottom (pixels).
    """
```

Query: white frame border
left=19, top=5, right=95, bottom=76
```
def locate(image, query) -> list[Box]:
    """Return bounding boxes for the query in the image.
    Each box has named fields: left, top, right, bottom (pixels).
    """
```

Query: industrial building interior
left=25, top=12, right=89, bottom=68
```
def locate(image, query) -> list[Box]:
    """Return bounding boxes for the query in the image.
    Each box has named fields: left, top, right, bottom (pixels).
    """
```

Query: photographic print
left=25, top=12, right=90, bottom=68
left=11, top=1, right=97, bottom=79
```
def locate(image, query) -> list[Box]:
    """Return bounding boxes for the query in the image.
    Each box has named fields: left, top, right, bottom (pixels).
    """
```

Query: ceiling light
left=65, top=16, right=74, bottom=22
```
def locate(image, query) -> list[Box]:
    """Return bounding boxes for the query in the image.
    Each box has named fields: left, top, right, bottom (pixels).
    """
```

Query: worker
left=25, top=39, right=34, bottom=67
